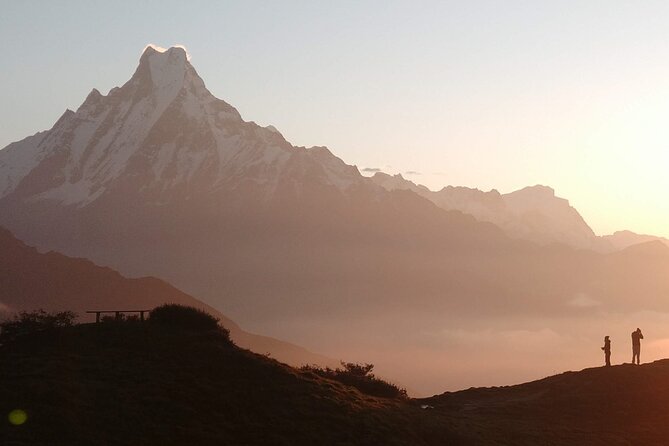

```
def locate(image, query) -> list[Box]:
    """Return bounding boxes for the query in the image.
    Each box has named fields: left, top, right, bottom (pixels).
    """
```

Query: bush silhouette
left=0, top=309, right=77, bottom=343
left=150, top=304, right=228, bottom=337
left=301, top=361, right=407, bottom=399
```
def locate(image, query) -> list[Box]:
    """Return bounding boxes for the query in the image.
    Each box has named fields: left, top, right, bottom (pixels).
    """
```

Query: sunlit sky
left=1, top=0, right=668, bottom=238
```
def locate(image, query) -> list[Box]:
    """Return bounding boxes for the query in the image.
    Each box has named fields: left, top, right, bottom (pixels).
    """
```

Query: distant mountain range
left=0, top=227, right=334, bottom=368
left=603, top=229, right=669, bottom=251
left=1, top=46, right=668, bottom=394
left=370, top=172, right=669, bottom=252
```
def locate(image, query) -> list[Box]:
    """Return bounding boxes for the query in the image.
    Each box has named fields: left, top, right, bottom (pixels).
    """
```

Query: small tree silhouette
left=301, top=361, right=407, bottom=399
left=149, top=304, right=228, bottom=338
left=340, top=362, right=374, bottom=377
left=0, top=309, right=76, bottom=343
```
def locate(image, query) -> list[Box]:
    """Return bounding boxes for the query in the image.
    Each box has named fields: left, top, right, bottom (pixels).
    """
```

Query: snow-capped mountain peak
left=143, top=45, right=188, bottom=88
left=0, top=46, right=364, bottom=207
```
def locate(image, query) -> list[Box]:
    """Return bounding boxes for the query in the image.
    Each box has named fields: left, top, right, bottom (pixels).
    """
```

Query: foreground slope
left=425, top=360, right=669, bottom=445
left=0, top=322, right=460, bottom=446
left=0, top=227, right=334, bottom=368
left=4, top=321, right=669, bottom=445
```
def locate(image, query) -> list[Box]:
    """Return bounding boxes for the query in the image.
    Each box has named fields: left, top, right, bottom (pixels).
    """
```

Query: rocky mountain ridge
left=370, top=172, right=667, bottom=252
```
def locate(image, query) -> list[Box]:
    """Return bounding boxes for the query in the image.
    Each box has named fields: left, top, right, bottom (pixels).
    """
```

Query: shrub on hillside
left=150, top=304, right=228, bottom=337
left=301, top=361, right=407, bottom=399
left=0, top=309, right=77, bottom=343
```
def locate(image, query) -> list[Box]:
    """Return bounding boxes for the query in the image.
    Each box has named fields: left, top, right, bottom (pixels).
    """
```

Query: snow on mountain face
left=370, top=172, right=430, bottom=195
left=0, top=131, right=49, bottom=197
left=0, top=46, right=363, bottom=207
left=370, top=172, right=607, bottom=250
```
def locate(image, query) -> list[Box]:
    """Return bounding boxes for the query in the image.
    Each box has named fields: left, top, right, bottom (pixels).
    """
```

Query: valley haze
left=1, top=45, right=669, bottom=397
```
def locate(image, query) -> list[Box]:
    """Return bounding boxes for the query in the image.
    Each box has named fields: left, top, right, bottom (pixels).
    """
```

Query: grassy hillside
left=424, top=360, right=669, bottom=445
left=4, top=314, right=669, bottom=445
left=0, top=318, right=462, bottom=446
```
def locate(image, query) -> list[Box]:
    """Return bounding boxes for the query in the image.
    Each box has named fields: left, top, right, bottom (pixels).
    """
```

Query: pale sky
left=1, top=0, right=668, bottom=238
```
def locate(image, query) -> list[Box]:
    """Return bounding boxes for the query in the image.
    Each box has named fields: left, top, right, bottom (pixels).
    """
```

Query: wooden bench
left=86, top=310, right=152, bottom=323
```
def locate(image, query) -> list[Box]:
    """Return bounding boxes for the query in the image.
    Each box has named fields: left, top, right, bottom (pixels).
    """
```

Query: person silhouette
left=631, top=328, right=643, bottom=365
left=602, top=336, right=611, bottom=367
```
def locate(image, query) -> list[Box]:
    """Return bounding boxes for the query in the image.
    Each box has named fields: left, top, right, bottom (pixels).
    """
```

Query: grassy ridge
left=6, top=316, right=669, bottom=445
left=0, top=321, right=462, bottom=445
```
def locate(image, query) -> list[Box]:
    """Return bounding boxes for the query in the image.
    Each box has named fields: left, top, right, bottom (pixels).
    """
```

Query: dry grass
left=0, top=322, right=458, bottom=445
left=5, top=319, right=669, bottom=445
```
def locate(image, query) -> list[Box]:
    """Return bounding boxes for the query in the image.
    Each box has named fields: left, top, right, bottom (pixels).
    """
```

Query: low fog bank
left=255, top=310, right=669, bottom=396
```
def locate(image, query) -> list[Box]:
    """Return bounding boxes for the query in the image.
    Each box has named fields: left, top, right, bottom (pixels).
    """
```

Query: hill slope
left=4, top=321, right=669, bottom=445
left=425, top=360, right=669, bottom=445
left=0, top=227, right=335, bottom=369
left=0, top=322, right=458, bottom=446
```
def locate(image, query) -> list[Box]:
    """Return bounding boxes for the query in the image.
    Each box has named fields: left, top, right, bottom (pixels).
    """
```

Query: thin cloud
left=362, top=167, right=383, bottom=173
left=405, top=170, right=422, bottom=175
left=567, top=293, right=602, bottom=308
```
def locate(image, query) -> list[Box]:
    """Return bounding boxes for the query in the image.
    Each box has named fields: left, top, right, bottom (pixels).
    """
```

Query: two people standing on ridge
left=601, top=328, right=644, bottom=367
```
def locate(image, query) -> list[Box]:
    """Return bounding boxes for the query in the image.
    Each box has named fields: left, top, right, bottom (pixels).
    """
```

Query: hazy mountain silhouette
left=0, top=226, right=335, bottom=368
left=370, top=172, right=669, bottom=255
left=4, top=317, right=669, bottom=445
left=603, top=229, right=669, bottom=251
left=1, top=46, right=669, bottom=393
left=371, top=172, right=614, bottom=250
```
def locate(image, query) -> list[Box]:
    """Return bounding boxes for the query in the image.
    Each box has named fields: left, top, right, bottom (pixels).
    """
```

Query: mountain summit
left=0, top=46, right=361, bottom=208
left=0, top=44, right=503, bottom=325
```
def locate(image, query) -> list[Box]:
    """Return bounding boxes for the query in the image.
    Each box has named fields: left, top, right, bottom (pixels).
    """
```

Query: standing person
left=602, top=336, right=611, bottom=367
left=631, top=328, right=644, bottom=365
